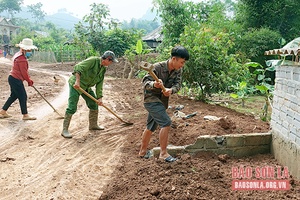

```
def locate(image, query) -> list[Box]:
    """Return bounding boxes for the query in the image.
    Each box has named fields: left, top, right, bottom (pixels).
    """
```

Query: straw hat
left=16, top=38, right=38, bottom=50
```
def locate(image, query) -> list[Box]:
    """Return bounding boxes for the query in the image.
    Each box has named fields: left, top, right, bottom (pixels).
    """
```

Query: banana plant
left=125, top=39, right=143, bottom=79
left=244, top=61, right=277, bottom=121
left=125, top=39, right=153, bottom=79
left=230, top=81, right=248, bottom=107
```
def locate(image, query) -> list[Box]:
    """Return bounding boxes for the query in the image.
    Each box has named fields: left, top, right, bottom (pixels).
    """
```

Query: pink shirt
left=10, top=51, right=31, bottom=83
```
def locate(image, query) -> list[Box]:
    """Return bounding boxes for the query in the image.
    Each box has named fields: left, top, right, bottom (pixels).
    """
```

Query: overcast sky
left=23, top=0, right=155, bottom=21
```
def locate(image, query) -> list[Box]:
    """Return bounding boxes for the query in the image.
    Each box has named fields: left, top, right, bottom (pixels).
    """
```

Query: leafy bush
left=180, top=24, right=248, bottom=100
left=236, top=28, right=282, bottom=66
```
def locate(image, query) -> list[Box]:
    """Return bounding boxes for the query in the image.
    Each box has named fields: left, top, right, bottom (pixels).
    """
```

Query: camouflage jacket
left=142, top=60, right=182, bottom=108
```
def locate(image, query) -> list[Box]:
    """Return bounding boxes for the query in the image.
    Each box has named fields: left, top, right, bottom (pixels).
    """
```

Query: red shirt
left=10, top=51, right=31, bottom=83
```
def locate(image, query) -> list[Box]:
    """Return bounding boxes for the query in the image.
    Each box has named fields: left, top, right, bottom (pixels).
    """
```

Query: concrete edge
left=152, top=132, right=272, bottom=158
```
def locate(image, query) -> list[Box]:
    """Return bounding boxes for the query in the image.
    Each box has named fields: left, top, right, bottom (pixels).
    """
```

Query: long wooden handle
left=140, top=62, right=166, bottom=92
left=77, top=87, right=128, bottom=123
left=32, top=85, right=64, bottom=118
left=148, top=71, right=166, bottom=92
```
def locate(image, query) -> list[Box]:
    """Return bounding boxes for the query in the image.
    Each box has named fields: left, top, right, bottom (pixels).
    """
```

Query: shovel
left=77, top=87, right=133, bottom=126
left=32, top=85, right=64, bottom=119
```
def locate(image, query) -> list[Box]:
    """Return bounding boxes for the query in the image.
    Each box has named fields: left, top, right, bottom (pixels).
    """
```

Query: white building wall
left=271, top=65, right=300, bottom=179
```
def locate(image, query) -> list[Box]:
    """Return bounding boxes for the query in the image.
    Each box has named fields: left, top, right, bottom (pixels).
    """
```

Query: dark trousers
left=2, top=75, right=28, bottom=114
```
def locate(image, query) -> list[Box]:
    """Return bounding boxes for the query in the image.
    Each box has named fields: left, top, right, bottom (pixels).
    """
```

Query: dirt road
left=0, top=59, right=133, bottom=199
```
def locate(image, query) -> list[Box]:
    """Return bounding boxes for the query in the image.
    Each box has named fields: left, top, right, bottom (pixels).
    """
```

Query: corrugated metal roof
left=265, top=37, right=300, bottom=56
left=142, top=26, right=163, bottom=42
left=264, top=48, right=300, bottom=56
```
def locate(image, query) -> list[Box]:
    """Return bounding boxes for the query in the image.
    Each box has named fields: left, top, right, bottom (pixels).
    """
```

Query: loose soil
left=0, top=56, right=299, bottom=199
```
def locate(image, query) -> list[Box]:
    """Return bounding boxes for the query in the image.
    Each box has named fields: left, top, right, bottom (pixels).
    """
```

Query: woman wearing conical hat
left=0, top=38, right=38, bottom=120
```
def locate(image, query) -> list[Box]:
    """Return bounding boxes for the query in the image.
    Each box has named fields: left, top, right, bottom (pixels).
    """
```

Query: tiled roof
left=265, top=37, right=300, bottom=56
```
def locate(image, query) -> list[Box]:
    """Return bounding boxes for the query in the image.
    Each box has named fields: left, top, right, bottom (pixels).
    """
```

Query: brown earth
left=0, top=56, right=299, bottom=199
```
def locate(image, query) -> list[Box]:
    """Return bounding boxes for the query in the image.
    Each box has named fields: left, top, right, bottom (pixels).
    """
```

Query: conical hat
left=16, top=38, right=38, bottom=50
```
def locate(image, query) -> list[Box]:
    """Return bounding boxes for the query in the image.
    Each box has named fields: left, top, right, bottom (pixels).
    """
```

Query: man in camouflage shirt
left=139, top=46, right=190, bottom=162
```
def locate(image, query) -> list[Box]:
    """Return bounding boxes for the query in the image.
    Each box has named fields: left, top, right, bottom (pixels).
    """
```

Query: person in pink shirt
left=0, top=38, right=37, bottom=120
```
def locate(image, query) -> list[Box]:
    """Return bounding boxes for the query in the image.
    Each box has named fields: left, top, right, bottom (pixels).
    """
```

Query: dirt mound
left=217, top=117, right=236, bottom=130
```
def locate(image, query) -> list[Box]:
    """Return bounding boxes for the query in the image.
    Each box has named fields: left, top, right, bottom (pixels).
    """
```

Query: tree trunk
left=127, top=60, right=135, bottom=79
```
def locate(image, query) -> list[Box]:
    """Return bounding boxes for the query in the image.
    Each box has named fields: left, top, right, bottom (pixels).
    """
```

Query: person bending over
left=139, top=46, right=190, bottom=162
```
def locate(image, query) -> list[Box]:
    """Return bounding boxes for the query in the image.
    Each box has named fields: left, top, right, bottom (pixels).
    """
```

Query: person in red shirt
left=0, top=38, right=37, bottom=120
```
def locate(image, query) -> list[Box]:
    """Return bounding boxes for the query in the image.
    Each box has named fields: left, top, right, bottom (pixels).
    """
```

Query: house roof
left=264, top=37, right=300, bottom=56
left=0, top=17, right=19, bottom=28
left=142, top=26, right=163, bottom=42
left=35, top=30, right=49, bottom=37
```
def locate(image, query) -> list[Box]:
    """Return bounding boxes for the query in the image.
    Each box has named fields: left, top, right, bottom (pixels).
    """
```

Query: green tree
left=30, top=36, right=55, bottom=50
left=180, top=25, right=247, bottom=100
left=150, top=0, right=252, bottom=100
left=0, top=0, right=23, bottom=18
left=100, top=28, right=142, bottom=57
left=235, top=0, right=300, bottom=41
left=73, top=21, right=93, bottom=58
left=49, top=28, right=67, bottom=44
left=237, top=28, right=282, bottom=64
left=153, top=0, right=210, bottom=49
left=83, top=3, right=111, bottom=34
left=204, top=0, right=242, bottom=36
left=44, top=22, right=56, bottom=30
left=76, top=3, right=115, bottom=55
left=74, top=3, right=143, bottom=57
left=27, top=3, right=46, bottom=23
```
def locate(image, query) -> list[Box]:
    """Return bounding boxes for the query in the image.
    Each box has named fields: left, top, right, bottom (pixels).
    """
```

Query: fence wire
left=31, top=50, right=85, bottom=63
left=31, top=51, right=57, bottom=63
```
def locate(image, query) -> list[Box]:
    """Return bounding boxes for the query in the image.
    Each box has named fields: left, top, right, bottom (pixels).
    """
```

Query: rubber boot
left=89, top=109, right=105, bottom=130
left=61, top=113, right=73, bottom=138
